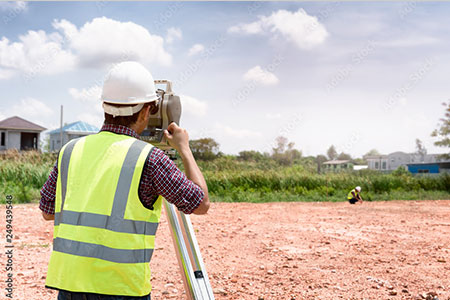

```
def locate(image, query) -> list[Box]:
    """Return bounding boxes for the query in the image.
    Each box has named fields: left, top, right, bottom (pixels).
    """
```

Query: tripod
left=163, top=200, right=215, bottom=299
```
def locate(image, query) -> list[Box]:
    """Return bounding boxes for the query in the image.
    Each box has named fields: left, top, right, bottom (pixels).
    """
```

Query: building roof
left=0, top=116, right=46, bottom=131
left=365, top=155, right=388, bottom=159
left=323, top=160, right=351, bottom=165
left=48, top=121, right=99, bottom=134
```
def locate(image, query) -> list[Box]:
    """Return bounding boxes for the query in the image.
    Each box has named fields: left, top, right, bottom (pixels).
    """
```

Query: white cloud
left=216, top=123, right=262, bottom=139
left=179, top=94, right=207, bottom=117
left=228, top=8, right=328, bottom=50
left=0, top=31, right=76, bottom=80
left=0, top=68, right=15, bottom=80
left=188, top=44, right=205, bottom=56
left=166, top=27, right=182, bottom=44
left=266, top=113, right=281, bottom=119
left=243, top=65, right=279, bottom=85
left=228, top=22, right=263, bottom=35
left=69, top=86, right=102, bottom=103
left=10, top=98, right=53, bottom=123
left=0, top=17, right=173, bottom=80
left=69, top=86, right=104, bottom=117
left=53, top=17, right=172, bottom=67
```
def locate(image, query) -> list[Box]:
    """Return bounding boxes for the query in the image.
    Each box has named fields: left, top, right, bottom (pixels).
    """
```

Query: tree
left=271, top=136, right=302, bottom=166
left=189, top=138, right=220, bottom=160
left=352, top=158, right=367, bottom=165
left=327, top=145, right=338, bottom=160
left=272, top=136, right=288, bottom=155
left=41, top=134, right=50, bottom=153
left=415, top=139, right=427, bottom=162
left=363, top=149, right=381, bottom=159
left=315, top=154, right=328, bottom=173
left=337, top=152, right=352, bottom=161
left=431, top=101, right=450, bottom=159
left=238, top=150, right=264, bottom=162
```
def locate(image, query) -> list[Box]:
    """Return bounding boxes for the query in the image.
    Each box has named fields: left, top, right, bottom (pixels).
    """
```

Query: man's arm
left=164, top=123, right=210, bottom=215
left=178, top=147, right=210, bottom=214
left=39, top=161, right=58, bottom=221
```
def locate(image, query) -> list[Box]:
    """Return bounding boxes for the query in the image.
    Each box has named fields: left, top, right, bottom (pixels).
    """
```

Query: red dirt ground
left=1, top=201, right=450, bottom=300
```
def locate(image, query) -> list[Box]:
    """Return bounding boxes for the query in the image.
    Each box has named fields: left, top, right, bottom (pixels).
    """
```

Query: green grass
left=0, top=150, right=55, bottom=204
left=1, top=151, right=449, bottom=204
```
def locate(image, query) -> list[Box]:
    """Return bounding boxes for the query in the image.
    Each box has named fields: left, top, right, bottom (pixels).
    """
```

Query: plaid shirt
left=39, top=124, right=204, bottom=215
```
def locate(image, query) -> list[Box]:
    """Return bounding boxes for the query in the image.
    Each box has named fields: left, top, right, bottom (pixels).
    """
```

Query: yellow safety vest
left=46, top=131, right=162, bottom=296
left=347, top=189, right=359, bottom=200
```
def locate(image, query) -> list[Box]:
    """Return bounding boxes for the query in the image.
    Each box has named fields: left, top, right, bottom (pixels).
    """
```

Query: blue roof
left=48, top=121, right=99, bottom=134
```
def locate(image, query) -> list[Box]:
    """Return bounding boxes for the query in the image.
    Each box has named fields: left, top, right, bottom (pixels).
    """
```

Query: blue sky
left=0, top=1, right=449, bottom=157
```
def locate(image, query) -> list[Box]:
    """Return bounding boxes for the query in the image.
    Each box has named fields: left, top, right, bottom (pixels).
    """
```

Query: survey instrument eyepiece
left=140, top=80, right=182, bottom=152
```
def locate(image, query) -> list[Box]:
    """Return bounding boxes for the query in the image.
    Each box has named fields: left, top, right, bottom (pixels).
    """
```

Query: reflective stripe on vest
left=46, top=132, right=162, bottom=296
left=53, top=138, right=157, bottom=263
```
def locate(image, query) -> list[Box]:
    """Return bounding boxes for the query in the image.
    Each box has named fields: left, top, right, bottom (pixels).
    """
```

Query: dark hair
left=104, top=103, right=152, bottom=127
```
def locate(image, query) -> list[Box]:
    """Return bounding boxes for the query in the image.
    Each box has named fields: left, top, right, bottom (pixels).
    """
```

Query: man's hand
left=164, top=122, right=190, bottom=154
left=42, top=212, right=55, bottom=221
left=163, top=122, right=210, bottom=214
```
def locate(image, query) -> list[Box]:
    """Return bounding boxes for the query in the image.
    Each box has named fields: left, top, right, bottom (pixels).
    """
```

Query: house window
left=382, top=162, right=386, bottom=169
left=418, top=169, right=429, bottom=174
left=0, top=132, right=5, bottom=146
left=375, top=162, right=379, bottom=169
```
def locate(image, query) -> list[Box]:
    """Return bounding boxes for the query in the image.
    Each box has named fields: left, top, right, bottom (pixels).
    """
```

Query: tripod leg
left=163, top=199, right=215, bottom=300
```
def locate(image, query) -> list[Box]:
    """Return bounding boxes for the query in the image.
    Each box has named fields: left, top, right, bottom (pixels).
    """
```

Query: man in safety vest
left=39, top=61, right=210, bottom=300
left=347, top=186, right=363, bottom=204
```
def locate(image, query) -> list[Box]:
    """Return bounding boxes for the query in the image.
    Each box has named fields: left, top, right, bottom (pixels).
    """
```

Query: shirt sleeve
left=140, top=148, right=204, bottom=214
left=39, top=161, right=58, bottom=215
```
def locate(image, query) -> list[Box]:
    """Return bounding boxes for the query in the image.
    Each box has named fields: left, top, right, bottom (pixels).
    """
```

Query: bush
left=1, top=150, right=449, bottom=204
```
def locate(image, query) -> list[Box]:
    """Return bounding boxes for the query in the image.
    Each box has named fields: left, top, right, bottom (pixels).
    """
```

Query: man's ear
left=140, top=104, right=151, bottom=121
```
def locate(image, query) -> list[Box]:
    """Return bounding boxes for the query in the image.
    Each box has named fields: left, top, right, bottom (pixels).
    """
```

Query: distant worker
left=348, top=186, right=363, bottom=204
left=39, top=61, right=210, bottom=300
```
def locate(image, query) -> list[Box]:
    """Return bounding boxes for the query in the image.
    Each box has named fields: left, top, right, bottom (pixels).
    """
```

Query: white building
left=0, top=116, right=46, bottom=151
left=48, top=121, right=99, bottom=152
left=366, top=151, right=448, bottom=171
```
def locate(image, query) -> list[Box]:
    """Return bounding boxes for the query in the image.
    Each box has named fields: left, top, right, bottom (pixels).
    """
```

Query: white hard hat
left=101, top=61, right=158, bottom=117
left=355, top=186, right=361, bottom=192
